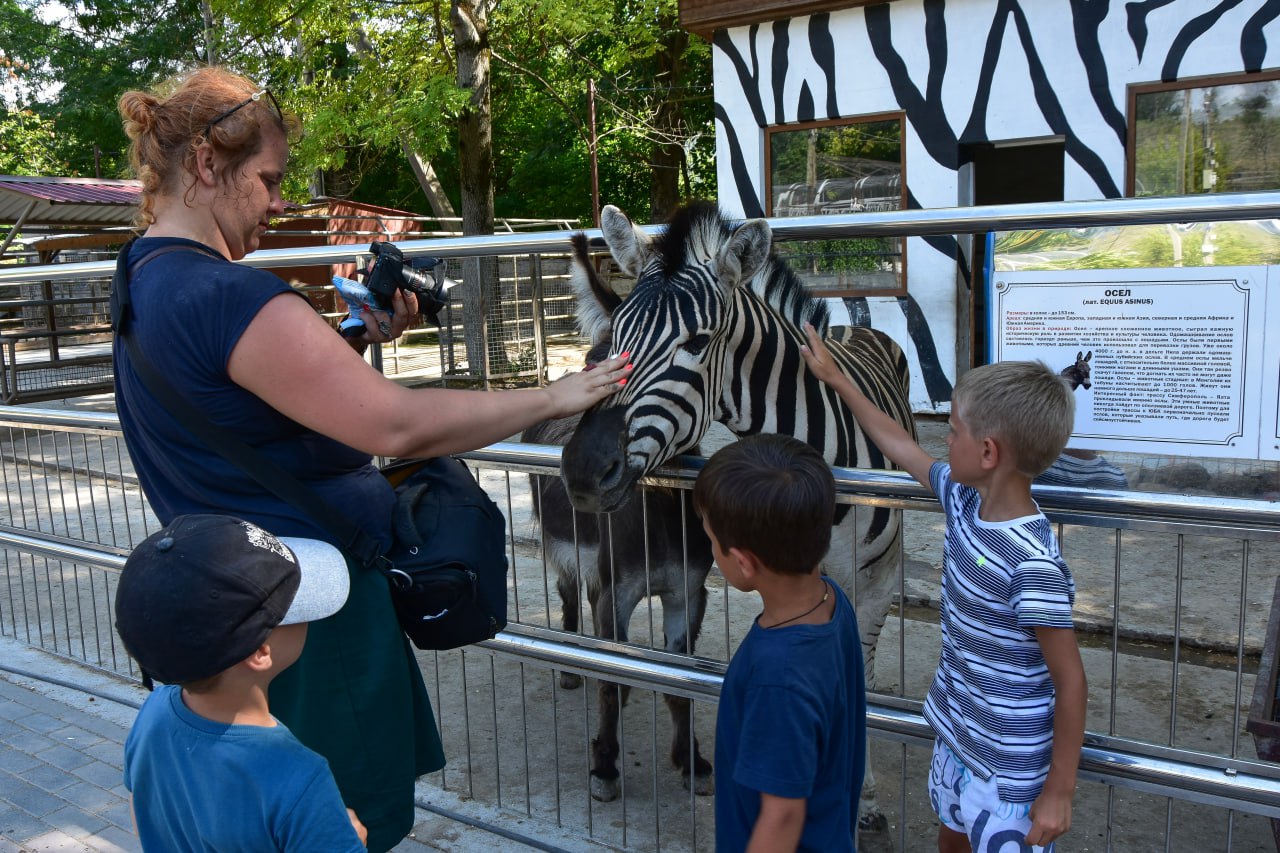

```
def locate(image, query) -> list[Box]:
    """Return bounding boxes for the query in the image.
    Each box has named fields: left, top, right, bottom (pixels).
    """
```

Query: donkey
left=522, top=330, right=715, bottom=802
left=1060, top=350, right=1092, bottom=390
left=558, top=201, right=915, bottom=845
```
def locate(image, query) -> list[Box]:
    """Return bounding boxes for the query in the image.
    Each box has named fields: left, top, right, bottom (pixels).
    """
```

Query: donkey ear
left=1084, top=350, right=1092, bottom=361
left=569, top=232, right=620, bottom=345
left=717, top=219, right=772, bottom=288
left=1076, top=351, right=1083, bottom=361
left=601, top=204, right=654, bottom=279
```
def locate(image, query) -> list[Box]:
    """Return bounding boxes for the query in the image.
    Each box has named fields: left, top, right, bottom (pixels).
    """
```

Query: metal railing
left=3, top=192, right=1280, bottom=849
left=1, top=408, right=1279, bottom=850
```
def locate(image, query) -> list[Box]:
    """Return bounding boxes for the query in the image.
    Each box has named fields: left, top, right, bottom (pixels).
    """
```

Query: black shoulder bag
left=110, top=241, right=508, bottom=650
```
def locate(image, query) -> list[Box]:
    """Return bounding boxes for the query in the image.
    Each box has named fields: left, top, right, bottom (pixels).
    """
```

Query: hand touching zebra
left=558, top=201, right=914, bottom=847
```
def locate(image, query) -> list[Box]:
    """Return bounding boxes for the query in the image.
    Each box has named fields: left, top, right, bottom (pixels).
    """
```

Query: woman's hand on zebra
left=799, top=323, right=847, bottom=388
left=543, top=352, right=633, bottom=417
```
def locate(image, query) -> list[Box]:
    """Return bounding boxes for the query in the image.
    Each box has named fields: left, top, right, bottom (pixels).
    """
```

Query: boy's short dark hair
left=693, top=434, right=834, bottom=575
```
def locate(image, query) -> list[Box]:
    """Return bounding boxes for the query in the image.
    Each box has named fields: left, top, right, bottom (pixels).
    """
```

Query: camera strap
left=111, top=240, right=385, bottom=568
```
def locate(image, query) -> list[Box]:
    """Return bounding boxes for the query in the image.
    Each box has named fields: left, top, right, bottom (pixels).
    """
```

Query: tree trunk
left=649, top=22, right=688, bottom=224
left=401, top=142, right=458, bottom=223
left=452, top=0, right=507, bottom=379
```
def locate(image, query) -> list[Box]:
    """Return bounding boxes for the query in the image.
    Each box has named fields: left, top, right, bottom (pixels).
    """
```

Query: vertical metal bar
left=105, top=567, right=121, bottom=672
left=461, top=650, right=475, bottom=800
left=1106, top=528, right=1122, bottom=851
left=1170, top=533, right=1185, bottom=745
left=64, top=432, right=85, bottom=539
left=490, top=655, right=502, bottom=808
left=519, top=660, right=532, bottom=817
left=551, top=669, right=563, bottom=826
left=79, top=434, right=100, bottom=543
left=583, top=670, right=594, bottom=838
left=531, top=253, right=547, bottom=382
left=433, top=654, right=448, bottom=789
left=535, top=477, right=552, bottom=630
left=1226, top=539, right=1251, bottom=849
left=643, top=490, right=655, bottom=646
left=650, top=690, right=660, bottom=852
left=1162, top=534, right=1185, bottom=851
left=503, top=470, right=520, bottom=623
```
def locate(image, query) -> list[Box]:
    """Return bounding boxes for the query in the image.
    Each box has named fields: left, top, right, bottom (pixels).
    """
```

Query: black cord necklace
left=762, top=582, right=830, bottom=629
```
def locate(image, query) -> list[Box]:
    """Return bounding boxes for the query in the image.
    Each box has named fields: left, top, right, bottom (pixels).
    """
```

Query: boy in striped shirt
left=802, top=326, right=1086, bottom=853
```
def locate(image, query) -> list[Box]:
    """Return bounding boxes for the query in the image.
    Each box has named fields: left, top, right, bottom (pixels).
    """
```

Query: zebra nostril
left=599, top=459, right=624, bottom=490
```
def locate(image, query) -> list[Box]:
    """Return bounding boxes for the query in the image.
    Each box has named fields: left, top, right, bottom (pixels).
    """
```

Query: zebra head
left=561, top=201, right=823, bottom=513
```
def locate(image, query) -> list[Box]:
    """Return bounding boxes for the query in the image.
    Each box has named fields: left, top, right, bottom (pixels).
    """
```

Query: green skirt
left=271, top=555, right=444, bottom=853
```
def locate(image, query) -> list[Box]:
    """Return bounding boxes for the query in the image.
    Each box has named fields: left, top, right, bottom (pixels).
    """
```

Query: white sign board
left=992, top=267, right=1276, bottom=460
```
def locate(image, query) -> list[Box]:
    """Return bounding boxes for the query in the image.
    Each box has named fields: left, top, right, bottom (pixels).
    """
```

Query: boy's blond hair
left=953, top=361, right=1075, bottom=477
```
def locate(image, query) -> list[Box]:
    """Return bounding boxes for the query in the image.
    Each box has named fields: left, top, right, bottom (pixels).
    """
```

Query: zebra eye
left=682, top=333, right=711, bottom=356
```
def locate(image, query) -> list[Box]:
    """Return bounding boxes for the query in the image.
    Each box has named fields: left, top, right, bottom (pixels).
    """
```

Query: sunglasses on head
left=204, top=89, right=283, bottom=139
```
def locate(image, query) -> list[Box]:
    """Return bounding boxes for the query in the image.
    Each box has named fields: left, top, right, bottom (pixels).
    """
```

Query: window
left=765, top=114, right=906, bottom=296
left=1129, top=70, right=1280, bottom=197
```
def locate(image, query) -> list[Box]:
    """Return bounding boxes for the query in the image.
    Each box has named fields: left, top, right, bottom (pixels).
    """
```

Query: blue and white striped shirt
left=924, top=462, right=1076, bottom=804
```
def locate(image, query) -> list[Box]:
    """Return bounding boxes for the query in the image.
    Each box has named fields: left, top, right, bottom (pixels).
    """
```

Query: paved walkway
left=0, top=637, right=587, bottom=853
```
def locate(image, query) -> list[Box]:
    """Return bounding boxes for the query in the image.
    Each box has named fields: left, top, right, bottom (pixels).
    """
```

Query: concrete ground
left=0, top=635, right=616, bottom=853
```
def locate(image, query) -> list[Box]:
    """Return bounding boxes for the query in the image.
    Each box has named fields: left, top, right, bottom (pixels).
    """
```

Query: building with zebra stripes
left=680, top=0, right=1280, bottom=413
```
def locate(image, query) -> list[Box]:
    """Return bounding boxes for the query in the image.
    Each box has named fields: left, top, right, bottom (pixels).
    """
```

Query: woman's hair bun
left=117, top=91, right=159, bottom=137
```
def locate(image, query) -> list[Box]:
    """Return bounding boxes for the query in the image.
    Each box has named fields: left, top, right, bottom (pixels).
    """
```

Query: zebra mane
left=655, top=201, right=830, bottom=336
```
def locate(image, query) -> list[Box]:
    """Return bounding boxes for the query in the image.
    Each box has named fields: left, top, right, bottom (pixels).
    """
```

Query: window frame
left=1126, top=68, right=1280, bottom=197
left=763, top=112, right=908, bottom=298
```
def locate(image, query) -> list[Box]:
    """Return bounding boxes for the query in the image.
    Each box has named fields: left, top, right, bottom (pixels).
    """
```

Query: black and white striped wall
left=710, top=0, right=1280, bottom=411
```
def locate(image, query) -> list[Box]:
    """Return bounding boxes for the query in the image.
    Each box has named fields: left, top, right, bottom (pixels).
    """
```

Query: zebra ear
left=601, top=204, right=654, bottom=278
left=718, top=219, right=772, bottom=287
left=569, top=232, right=620, bottom=345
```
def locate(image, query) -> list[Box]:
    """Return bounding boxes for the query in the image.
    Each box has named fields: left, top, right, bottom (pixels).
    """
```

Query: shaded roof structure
left=0, top=175, right=141, bottom=231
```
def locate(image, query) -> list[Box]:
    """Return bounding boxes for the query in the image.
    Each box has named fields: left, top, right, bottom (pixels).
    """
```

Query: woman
left=114, top=67, right=630, bottom=852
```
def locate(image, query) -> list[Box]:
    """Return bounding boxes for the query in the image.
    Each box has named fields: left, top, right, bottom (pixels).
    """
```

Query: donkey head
left=1061, top=350, right=1092, bottom=391
left=560, top=202, right=778, bottom=513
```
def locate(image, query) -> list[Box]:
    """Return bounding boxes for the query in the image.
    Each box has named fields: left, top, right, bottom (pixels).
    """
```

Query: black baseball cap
left=115, top=514, right=349, bottom=684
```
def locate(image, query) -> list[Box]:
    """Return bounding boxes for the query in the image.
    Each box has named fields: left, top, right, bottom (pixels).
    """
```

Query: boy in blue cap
left=117, top=513, right=367, bottom=851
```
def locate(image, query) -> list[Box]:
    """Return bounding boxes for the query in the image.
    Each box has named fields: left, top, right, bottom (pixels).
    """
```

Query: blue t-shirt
left=715, top=579, right=865, bottom=852
left=113, top=237, right=394, bottom=548
left=123, top=685, right=365, bottom=852
left=925, top=462, right=1075, bottom=803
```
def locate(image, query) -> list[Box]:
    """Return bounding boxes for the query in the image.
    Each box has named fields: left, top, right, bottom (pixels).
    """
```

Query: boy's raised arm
left=800, top=324, right=936, bottom=488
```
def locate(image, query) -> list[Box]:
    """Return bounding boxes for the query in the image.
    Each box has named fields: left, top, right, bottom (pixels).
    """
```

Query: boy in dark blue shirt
left=694, top=434, right=866, bottom=852
left=117, top=514, right=367, bottom=851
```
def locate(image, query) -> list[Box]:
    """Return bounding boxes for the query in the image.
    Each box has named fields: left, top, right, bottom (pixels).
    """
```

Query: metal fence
left=2, top=194, right=1280, bottom=850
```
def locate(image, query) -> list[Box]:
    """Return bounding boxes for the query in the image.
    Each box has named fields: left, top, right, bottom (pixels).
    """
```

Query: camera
left=333, top=240, right=458, bottom=338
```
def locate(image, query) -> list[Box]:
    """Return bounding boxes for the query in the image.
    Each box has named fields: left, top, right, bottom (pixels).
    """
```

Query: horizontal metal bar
left=0, top=526, right=127, bottom=570
left=0, top=407, right=123, bottom=435
left=4, top=192, right=1280, bottom=285
left=484, top=626, right=1280, bottom=818
left=466, top=441, right=1280, bottom=541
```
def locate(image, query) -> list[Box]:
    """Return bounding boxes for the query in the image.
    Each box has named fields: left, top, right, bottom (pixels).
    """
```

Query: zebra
left=559, top=200, right=915, bottom=844
left=521, top=335, right=715, bottom=803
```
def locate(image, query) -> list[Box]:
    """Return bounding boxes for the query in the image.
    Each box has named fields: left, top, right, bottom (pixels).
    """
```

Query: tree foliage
left=1, top=0, right=716, bottom=223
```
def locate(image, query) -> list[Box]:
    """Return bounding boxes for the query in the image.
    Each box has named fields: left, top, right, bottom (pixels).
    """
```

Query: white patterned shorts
left=928, top=739, right=1053, bottom=853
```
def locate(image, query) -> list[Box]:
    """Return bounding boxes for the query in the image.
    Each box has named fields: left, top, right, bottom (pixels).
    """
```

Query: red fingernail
left=618, top=378, right=627, bottom=386
left=583, top=363, right=596, bottom=371
left=621, top=351, right=630, bottom=359
left=624, top=364, right=634, bottom=371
